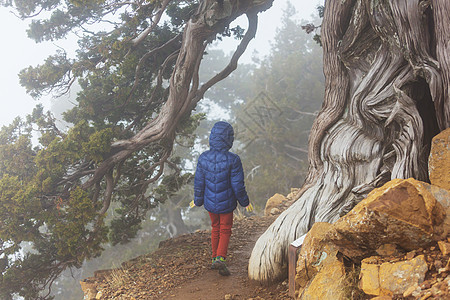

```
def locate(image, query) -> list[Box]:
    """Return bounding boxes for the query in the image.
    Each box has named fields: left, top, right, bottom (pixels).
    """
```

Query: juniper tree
left=0, top=0, right=275, bottom=298
left=249, top=0, right=450, bottom=283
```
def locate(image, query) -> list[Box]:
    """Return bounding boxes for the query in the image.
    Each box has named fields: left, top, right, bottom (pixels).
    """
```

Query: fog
left=0, top=0, right=322, bottom=127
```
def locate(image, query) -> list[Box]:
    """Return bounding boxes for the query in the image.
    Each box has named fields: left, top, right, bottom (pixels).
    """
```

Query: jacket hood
left=209, top=121, right=234, bottom=151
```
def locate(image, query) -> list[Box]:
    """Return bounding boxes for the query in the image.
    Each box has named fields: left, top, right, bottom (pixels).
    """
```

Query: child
left=192, top=121, right=252, bottom=276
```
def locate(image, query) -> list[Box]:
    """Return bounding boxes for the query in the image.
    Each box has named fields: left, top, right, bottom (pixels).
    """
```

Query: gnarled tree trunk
left=249, top=0, right=449, bottom=283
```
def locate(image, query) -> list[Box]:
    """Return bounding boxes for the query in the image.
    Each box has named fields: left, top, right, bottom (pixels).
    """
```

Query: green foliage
left=108, top=212, right=142, bottom=246
left=217, top=25, right=246, bottom=40
left=0, top=0, right=206, bottom=297
left=166, top=0, right=198, bottom=27
left=0, top=0, right=273, bottom=297
left=305, top=5, right=324, bottom=46
left=19, top=51, right=72, bottom=98
left=0, top=115, right=112, bottom=299
left=0, top=174, right=38, bottom=246
left=153, top=172, right=194, bottom=202
left=83, top=128, right=114, bottom=163
left=317, top=5, right=324, bottom=18
left=47, top=187, right=107, bottom=262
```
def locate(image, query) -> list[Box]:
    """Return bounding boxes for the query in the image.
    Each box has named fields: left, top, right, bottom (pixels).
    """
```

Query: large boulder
left=80, top=280, right=98, bottom=300
left=429, top=127, right=450, bottom=191
left=325, top=178, right=447, bottom=259
left=293, top=176, right=449, bottom=298
left=359, top=255, right=428, bottom=296
left=419, top=183, right=450, bottom=238
left=301, top=258, right=346, bottom=300
left=264, top=193, right=287, bottom=216
left=295, top=222, right=348, bottom=299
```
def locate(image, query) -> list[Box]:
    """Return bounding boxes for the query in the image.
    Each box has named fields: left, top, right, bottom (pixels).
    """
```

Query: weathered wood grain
left=249, top=0, right=449, bottom=283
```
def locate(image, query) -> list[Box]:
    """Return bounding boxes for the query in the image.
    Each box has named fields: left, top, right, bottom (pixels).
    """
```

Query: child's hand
left=245, top=203, right=253, bottom=212
left=189, top=200, right=195, bottom=208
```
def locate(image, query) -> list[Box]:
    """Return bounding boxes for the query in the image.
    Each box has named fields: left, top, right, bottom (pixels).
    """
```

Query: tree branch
left=120, top=33, right=182, bottom=111
left=99, top=171, right=114, bottom=215
left=130, top=0, right=172, bottom=48
left=189, top=11, right=259, bottom=107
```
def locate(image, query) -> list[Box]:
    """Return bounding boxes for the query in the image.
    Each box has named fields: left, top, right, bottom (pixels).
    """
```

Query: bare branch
left=190, top=42, right=208, bottom=95
left=92, top=183, right=101, bottom=203
left=52, top=76, right=76, bottom=99
left=99, top=171, right=114, bottom=215
left=285, top=152, right=305, bottom=162
left=10, top=7, right=44, bottom=19
left=130, top=0, right=172, bottom=48
left=284, top=144, right=308, bottom=153
left=291, top=108, right=319, bottom=117
left=123, top=33, right=182, bottom=108
left=122, top=49, right=179, bottom=133
left=189, top=11, right=259, bottom=106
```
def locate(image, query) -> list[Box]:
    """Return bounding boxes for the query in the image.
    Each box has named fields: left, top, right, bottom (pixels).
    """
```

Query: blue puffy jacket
left=194, top=121, right=249, bottom=214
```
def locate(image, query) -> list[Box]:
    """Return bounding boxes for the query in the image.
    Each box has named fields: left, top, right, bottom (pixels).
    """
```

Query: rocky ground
left=369, top=242, right=450, bottom=299
left=82, top=212, right=449, bottom=300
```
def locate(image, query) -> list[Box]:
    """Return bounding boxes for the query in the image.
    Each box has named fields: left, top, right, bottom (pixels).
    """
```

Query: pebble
left=403, top=284, right=418, bottom=297
left=420, top=291, right=433, bottom=300
left=95, top=291, right=103, bottom=299
left=406, top=251, right=416, bottom=260
left=434, top=260, right=443, bottom=270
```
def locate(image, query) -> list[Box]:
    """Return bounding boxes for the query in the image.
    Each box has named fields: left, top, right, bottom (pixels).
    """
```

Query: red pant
left=209, top=212, right=233, bottom=258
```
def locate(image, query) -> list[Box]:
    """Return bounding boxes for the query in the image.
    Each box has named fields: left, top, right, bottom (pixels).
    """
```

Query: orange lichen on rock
left=428, top=127, right=450, bottom=191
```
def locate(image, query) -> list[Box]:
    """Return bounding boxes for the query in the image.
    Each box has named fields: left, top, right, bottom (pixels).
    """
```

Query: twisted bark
left=249, top=0, right=448, bottom=283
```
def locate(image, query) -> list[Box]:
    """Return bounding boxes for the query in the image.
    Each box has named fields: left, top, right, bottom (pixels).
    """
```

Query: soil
left=87, top=215, right=292, bottom=300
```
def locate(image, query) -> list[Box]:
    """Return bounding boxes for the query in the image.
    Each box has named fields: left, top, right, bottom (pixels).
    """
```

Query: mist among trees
left=3, top=0, right=446, bottom=298
left=0, top=0, right=323, bottom=298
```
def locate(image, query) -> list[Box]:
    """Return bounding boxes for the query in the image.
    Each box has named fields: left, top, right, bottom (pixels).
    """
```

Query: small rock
left=412, top=288, right=422, bottom=298
left=403, top=284, right=418, bottom=297
left=421, top=281, right=432, bottom=290
left=224, top=294, right=232, bottom=300
left=428, top=128, right=450, bottom=190
left=438, top=241, right=450, bottom=256
left=264, top=193, right=286, bottom=216
left=421, top=291, right=433, bottom=299
left=270, top=207, right=280, bottom=215
left=376, top=243, right=399, bottom=256
left=95, top=290, right=103, bottom=299
left=406, top=250, right=416, bottom=260
left=434, top=260, right=443, bottom=270
left=379, top=255, right=428, bottom=295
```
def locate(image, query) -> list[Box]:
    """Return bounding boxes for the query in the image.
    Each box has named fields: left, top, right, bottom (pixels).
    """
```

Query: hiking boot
left=215, top=256, right=230, bottom=276
left=218, top=263, right=230, bottom=276
left=211, top=257, right=220, bottom=270
left=211, top=256, right=224, bottom=269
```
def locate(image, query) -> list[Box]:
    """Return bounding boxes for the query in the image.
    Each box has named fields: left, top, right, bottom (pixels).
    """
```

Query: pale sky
left=0, top=0, right=322, bottom=127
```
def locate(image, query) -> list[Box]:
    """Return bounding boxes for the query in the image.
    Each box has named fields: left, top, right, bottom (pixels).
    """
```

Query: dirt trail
left=161, top=216, right=285, bottom=300
left=87, top=215, right=290, bottom=300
